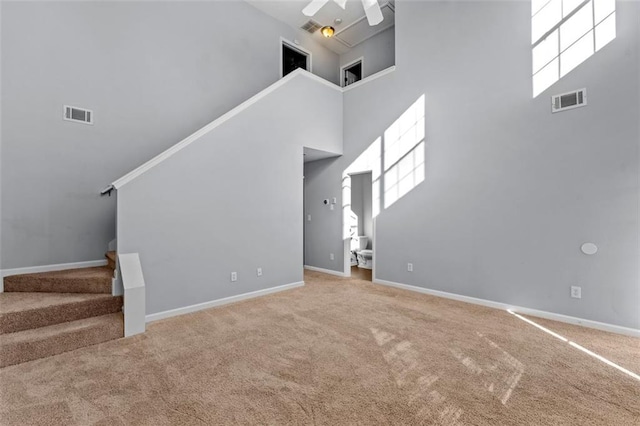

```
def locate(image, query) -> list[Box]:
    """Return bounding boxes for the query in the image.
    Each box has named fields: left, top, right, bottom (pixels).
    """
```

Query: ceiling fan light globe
left=320, top=26, right=335, bottom=37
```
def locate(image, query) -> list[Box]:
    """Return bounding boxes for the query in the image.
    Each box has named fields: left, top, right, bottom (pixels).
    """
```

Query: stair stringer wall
left=116, top=73, right=343, bottom=316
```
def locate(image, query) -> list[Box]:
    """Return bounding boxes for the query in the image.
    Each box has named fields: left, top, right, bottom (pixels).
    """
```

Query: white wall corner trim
left=304, top=265, right=348, bottom=277
left=119, top=253, right=146, bottom=337
left=373, top=278, right=640, bottom=338
left=145, top=281, right=305, bottom=323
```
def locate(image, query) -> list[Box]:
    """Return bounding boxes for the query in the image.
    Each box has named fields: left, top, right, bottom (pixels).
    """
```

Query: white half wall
left=117, top=72, right=343, bottom=316
left=119, top=253, right=146, bottom=337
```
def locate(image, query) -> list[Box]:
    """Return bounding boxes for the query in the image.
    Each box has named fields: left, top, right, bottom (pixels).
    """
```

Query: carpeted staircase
left=0, top=253, right=123, bottom=368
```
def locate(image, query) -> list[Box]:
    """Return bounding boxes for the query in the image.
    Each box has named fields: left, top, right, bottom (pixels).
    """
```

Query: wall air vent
left=301, top=20, right=322, bottom=34
left=63, top=105, right=93, bottom=125
left=551, top=88, right=587, bottom=113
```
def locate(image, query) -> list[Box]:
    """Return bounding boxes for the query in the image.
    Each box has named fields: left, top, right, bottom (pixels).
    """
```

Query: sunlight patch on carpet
left=508, top=310, right=640, bottom=382
left=370, top=327, right=464, bottom=425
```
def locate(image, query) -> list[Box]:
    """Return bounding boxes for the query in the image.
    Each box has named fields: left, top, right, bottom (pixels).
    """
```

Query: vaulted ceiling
left=247, top=0, right=395, bottom=55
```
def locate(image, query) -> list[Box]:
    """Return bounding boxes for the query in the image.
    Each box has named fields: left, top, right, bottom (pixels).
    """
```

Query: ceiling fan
left=303, top=0, right=384, bottom=26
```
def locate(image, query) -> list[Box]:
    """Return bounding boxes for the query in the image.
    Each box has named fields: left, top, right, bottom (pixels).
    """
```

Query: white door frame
left=280, top=37, right=313, bottom=78
left=340, top=57, right=364, bottom=87
left=343, top=170, right=375, bottom=279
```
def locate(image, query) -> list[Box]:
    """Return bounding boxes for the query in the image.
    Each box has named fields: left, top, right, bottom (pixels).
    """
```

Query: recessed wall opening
left=348, top=171, right=373, bottom=281
left=281, top=38, right=312, bottom=78
left=341, top=58, right=363, bottom=87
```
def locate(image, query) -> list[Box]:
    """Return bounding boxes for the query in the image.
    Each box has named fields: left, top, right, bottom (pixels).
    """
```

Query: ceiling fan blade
left=303, top=0, right=330, bottom=17
left=333, top=0, right=347, bottom=9
left=361, top=0, right=384, bottom=25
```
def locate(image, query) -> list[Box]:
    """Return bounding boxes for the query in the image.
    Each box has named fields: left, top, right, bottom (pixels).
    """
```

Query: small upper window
left=282, top=40, right=311, bottom=78
left=531, top=0, right=616, bottom=97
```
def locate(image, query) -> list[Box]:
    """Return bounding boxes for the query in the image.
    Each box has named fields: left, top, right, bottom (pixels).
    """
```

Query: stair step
left=3, top=267, right=113, bottom=294
left=0, top=312, right=123, bottom=368
left=0, top=292, right=123, bottom=334
left=106, top=251, right=117, bottom=270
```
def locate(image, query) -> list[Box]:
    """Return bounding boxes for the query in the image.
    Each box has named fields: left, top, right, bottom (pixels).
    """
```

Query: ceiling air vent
left=63, top=105, right=93, bottom=125
left=551, top=88, right=587, bottom=113
left=301, top=20, right=322, bottom=34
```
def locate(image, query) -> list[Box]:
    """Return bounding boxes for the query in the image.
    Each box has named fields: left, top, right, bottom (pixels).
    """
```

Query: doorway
left=281, top=39, right=311, bottom=78
left=349, top=172, right=373, bottom=281
left=341, top=58, right=363, bottom=87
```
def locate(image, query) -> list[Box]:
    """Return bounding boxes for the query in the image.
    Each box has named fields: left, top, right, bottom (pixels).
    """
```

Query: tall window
left=383, top=96, right=425, bottom=209
left=532, top=0, right=616, bottom=97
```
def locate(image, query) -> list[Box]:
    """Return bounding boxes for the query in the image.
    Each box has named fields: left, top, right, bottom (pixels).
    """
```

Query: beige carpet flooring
left=0, top=292, right=123, bottom=335
left=1, top=270, right=638, bottom=425
left=3, top=267, right=114, bottom=294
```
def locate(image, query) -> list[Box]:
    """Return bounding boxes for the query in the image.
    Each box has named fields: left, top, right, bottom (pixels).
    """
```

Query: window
left=382, top=96, right=425, bottom=209
left=281, top=39, right=311, bottom=78
left=531, top=0, right=616, bottom=97
left=341, top=58, right=363, bottom=87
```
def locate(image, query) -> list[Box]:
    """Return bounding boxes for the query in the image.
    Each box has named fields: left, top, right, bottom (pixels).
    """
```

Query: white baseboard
left=146, top=281, right=305, bottom=323
left=0, top=260, right=108, bottom=293
left=304, top=265, right=347, bottom=277
left=373, top=278, right=640, bottom=338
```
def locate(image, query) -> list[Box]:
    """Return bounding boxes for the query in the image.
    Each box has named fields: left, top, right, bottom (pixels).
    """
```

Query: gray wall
left=339, top=27, right=395, bottom=81
left=305, top=1, right=640, bottom=329
left=0, top=0, right=339, bottom=269
left=118, top=74, right=342, bottom=315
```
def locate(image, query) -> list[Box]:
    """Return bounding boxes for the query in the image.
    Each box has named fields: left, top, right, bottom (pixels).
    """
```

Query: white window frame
left=531, top=0, right=616, bottom=97
left=280, top=37, right=312, bottom=78
left=340, top=57, right=364, bottom=88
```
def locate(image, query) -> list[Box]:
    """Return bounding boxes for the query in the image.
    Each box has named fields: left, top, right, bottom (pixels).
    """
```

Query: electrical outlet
left=407, top=263, right=413, bottom=272
left=307, top=214, right=311, bottom=222
left=330, top=253, right=335, bottom=261
left=257, top=267, right=262, bottom=277
left=571, top=286, right=581, bottom=299
left=231, top=272, right=237, bottom=282
left=330, top=204, right=334, bottom=210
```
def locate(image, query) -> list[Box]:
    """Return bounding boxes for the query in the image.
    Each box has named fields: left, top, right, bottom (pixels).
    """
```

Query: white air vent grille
left=63, top=105, right=93, bottom=124
left=551, top=88, right=587, bottom=113
left=301, top=20, right=322, bottom=33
